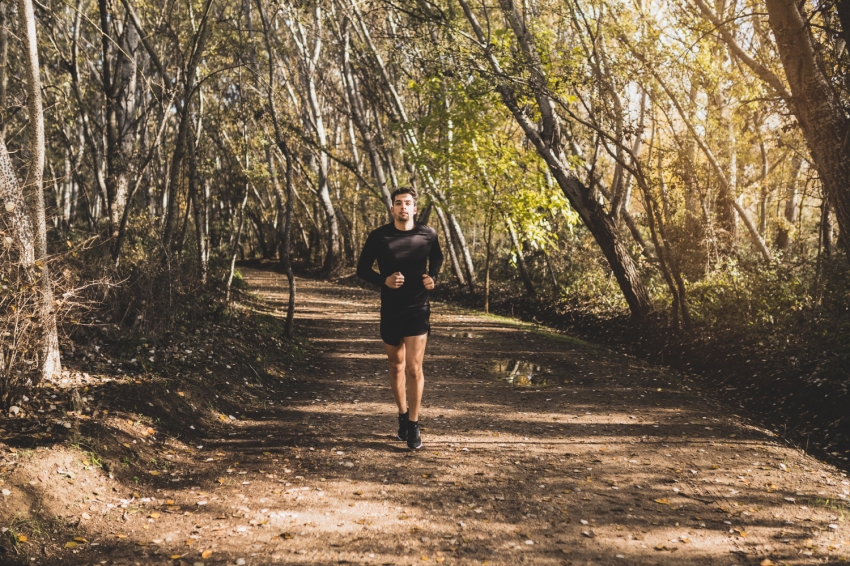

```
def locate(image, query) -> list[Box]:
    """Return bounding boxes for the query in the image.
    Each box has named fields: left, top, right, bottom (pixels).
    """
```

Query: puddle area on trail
left=448, top=330, right=483, bottom=338
left=494, top=359, right=551, bottom=387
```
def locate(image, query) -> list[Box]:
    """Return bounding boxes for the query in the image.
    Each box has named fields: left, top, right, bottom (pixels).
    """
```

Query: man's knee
left=405, top=363, right=424, bottom=379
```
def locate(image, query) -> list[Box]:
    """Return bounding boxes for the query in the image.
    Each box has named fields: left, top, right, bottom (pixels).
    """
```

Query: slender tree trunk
left=460, top=0, right=652, bottom=317
left=161, top=0, right=214, bottom=258
left=18, top=0, right=61, bottom=380
left=281, top=146, right=296, bottom=338
left=226, top=189, right=249, bottom=303
left=505, top=215, right=536, bottom=297
left=342, top=22, right=392, bottom=212
left=434, top=205, right=465, bottom=287
left=822, top=195, right=834, bottom=258
left=187, top=124, right=208, bottom=283
left=484, top=207, right=493, bottom=314
left=447, top=210, right=476, bottom=292
left=775, top=156, right=803, bottom=251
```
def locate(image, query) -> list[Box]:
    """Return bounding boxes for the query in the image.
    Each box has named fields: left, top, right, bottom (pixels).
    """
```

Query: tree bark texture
left=18, top=0, right=61, bottom=381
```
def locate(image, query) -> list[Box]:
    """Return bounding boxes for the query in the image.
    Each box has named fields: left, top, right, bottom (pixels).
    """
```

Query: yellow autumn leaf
left=64, top=541, right=77, bottom=549
left=202, top=550, right=213, bottom=559
left=73, top=537, right=88, bottom=543
left=177, top=391, right=185, bottom=397
left=170, top=555, right=183, bottom=560
left=654, top=498, right=670, bottom=505
left=17, top=535, right=27, bottom=542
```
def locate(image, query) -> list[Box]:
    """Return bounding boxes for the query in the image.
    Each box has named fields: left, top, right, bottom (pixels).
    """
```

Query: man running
left=356, top=187, right=444, bottom=450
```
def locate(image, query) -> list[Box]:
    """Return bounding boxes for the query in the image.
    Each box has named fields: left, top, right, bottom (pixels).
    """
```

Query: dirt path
left=4, top=267, right=850, bottom=565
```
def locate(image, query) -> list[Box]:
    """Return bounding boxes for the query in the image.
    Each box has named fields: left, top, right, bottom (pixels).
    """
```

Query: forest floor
left=1, top=264, right=849, bottom=566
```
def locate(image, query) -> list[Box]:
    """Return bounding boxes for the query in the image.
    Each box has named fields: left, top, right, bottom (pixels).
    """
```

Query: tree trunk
left=226, top=189, right=249, bottom=303
left=18, top=0, right=62, bottom=379
left=434, top=205, right=466, bottom=287
left=699, top=0, right=850, bottom=256
left=99, top=1, right=140, bottom=236
left=775, top=156, right=803, bottom=251
left=484, top=207, right=494, bottom=314
left=18, top=0, right=61, bottom=381
left=342, top=22, right=392, bottom=212
left=505, top=216, right=536, bottom=296
left=459, top=0, right=652, bottom=317
left=281, top=146, right=296, bottom=338
left=0, top=138, right=36, bottom=266
left=160, top=0, right=214, bottom=258
left=447, top=209, right=476, bottom=292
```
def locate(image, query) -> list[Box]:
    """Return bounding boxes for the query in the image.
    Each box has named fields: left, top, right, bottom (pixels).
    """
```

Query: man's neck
left=394, top=219, right=415, bottom=231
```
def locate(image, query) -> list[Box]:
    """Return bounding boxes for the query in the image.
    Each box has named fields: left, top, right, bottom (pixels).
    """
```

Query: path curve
left=235, top=267, right=849, bottom=565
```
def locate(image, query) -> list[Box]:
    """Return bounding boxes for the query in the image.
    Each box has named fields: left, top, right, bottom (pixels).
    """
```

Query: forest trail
left=4, top=266, right=849, bottom=566
left=232, top=267, right=849, bottom=565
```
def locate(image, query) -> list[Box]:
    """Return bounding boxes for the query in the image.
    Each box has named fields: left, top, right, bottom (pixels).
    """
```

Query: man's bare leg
left=385, top=342, right=408, bottom=415
left=402, top=334, right=428, bottom=422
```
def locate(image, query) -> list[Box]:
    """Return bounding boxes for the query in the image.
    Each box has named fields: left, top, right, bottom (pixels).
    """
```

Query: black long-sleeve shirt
left=356, top=222, right=444, bottom=315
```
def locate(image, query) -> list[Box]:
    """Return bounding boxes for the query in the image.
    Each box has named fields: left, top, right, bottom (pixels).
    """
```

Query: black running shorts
left=380, top=310, right=431, bottom=346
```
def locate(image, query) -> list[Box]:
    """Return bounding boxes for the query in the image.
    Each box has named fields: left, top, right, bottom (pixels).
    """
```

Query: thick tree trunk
left=764, top=0, right=850, bottom=254
left=18, top=0, right=61, bottom=381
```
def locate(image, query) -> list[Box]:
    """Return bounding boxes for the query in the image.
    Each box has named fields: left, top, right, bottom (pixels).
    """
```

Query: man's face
left=392, top=194, right=416, bottom=222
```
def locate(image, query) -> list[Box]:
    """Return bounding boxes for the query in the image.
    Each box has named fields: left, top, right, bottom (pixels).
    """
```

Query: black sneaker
left=397, top=411, right=409, bottom=441
left=407, top=420, right=422, bottom=450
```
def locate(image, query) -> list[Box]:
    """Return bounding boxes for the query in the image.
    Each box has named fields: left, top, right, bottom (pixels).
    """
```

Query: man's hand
left=422, top=274, right=435, bottom=290
left=385, top=272, right=405, bottom=289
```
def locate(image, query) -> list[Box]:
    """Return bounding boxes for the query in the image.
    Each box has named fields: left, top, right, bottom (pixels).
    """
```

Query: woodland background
left=1, top=0, right=849, bottom=460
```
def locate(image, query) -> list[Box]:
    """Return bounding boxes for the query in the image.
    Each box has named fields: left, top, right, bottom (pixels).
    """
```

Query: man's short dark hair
left=391, top=187, right=417, bottom=202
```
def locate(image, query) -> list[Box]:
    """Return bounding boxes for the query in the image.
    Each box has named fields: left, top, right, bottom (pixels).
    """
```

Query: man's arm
left=356, top=233, right=385, bottom=286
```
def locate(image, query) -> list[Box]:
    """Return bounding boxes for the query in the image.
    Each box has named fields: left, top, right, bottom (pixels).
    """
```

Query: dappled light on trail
left=2, top=267, right=848, bottom=565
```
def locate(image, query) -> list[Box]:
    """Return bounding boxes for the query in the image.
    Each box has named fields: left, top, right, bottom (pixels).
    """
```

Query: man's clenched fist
left=385, top=271, right=404, bottom=289
left=422, top=274, right=435, bottom=290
